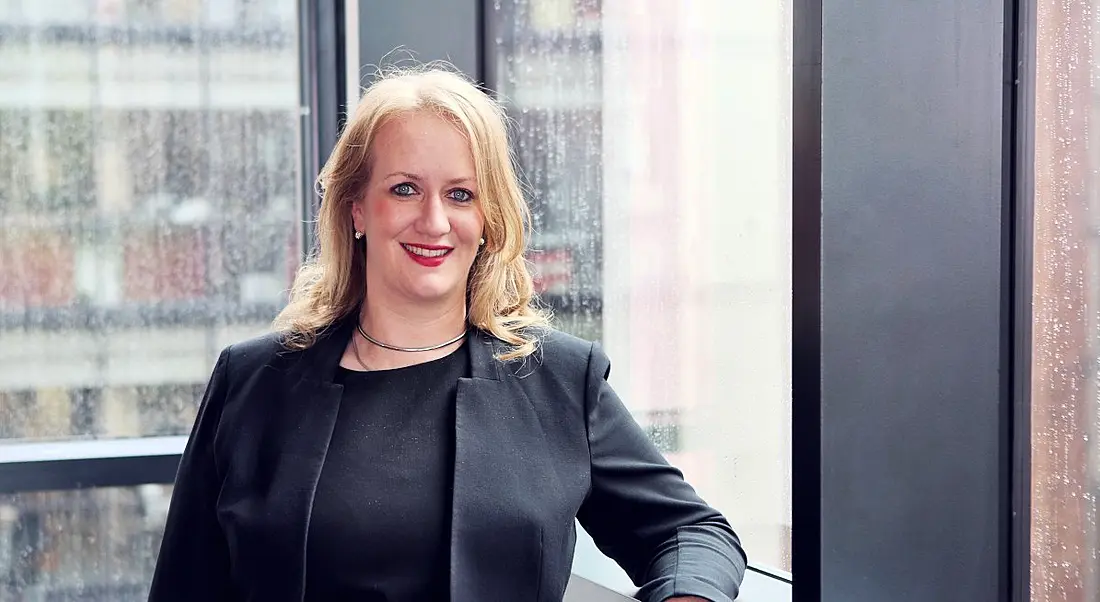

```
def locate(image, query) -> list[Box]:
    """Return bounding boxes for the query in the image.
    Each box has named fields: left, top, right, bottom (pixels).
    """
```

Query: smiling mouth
left=401, top=243, right=453, bottom=258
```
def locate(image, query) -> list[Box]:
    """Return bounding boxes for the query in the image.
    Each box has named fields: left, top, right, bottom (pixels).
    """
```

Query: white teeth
left=402, top=244, right=450, bottom=258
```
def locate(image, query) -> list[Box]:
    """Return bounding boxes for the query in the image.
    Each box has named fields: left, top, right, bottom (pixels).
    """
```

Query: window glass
left=0, top=0, right=301, bottom=442
left=490, top=0, right=793, bottom=574
left=1032, top=1, right=1100, bottom=599
left=0, top=486, right=172, bottom=600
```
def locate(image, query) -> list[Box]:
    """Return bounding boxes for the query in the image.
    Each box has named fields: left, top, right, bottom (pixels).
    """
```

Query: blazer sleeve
left=575, top=342, right=747, bottom=602
left=148, top=347, right=236, bottom=601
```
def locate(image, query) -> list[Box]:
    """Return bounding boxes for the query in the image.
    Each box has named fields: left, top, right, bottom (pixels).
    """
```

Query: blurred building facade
left=0, top=0, right=301, bottom=597
left=0, top=0, right=300, bottom=431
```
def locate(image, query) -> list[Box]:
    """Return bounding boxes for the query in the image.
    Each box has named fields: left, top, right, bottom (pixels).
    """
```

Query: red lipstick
left=401, top=243, right=453, bottom=267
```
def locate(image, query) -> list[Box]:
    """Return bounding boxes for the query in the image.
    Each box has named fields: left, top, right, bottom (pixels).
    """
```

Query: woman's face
left=352, top=111, right=485, bottom=309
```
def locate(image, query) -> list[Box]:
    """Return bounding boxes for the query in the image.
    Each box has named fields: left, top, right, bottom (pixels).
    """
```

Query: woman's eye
left=391, top=183, right=416, bottom=196
left=449, top=188, right=474, bottom=203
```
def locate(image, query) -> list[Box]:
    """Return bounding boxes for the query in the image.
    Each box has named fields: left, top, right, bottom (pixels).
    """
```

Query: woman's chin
left=399, top=277, right=465, bottom=305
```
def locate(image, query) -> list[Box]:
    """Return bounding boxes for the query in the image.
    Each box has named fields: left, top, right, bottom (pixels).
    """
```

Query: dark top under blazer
left=148, top=314, right=747, bottom=602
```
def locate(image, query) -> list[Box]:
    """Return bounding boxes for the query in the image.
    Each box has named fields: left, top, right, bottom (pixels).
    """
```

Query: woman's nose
left=416, top=195, right=450, bottom=237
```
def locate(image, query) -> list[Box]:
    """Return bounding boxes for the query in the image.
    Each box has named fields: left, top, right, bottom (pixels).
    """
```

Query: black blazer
left=148, top=315, right=746, bottom=602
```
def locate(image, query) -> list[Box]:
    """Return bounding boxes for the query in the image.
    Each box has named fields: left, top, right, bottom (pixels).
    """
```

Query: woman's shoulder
left=533, top=327, right=596, bottom=360
left=219, top=330, right=296, bottom=377
left=493, top=326, right=604, bottom=380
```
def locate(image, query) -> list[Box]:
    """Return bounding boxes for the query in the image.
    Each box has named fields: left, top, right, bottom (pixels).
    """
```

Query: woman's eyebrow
left=384, top=172, right=475, bottom=187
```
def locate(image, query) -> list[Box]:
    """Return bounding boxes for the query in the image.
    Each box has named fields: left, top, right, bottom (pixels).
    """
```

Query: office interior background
left=0, top=0, right=1093, bottom=600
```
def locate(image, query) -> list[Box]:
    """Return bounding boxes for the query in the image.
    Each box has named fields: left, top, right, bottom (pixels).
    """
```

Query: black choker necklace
left=355, top=322, right=466, bottom=352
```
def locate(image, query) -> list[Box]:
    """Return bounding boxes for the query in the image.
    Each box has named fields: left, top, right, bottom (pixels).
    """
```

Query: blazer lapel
left=255, top=318, right=351, bottom=601
left=450, top=331, right=544, bottom=600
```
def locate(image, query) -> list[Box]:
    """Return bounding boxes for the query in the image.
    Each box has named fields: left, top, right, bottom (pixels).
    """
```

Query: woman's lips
left=401, top=243, right=453, bottom=267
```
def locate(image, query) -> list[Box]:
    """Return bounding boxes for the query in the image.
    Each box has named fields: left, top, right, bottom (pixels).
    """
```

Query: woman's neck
left=359, top=298, right=467, bottom=346
left=353, top=293, right=468, bottom=370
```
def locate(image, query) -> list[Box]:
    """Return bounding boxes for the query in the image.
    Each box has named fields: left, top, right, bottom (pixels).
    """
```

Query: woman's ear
left=350, top=198, right=366, bottom=234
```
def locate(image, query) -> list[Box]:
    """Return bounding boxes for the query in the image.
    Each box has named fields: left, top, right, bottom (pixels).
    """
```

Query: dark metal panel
left=357, top=0, right=481, bottom=82
left=820, top=0, right=1012, bottom=601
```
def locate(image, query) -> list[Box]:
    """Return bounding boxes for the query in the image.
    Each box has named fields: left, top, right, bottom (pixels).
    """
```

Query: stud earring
left=354, top=231, right=363, bottom=240
left=479, top=237, right=485, bottom=246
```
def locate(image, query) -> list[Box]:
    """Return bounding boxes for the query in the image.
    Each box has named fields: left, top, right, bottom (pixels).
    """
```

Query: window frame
left=792, top=0, right=823, bottom=597
left=0, top=436, right=185, bottom=494
left=1011, top=1, right=1037, bottom=601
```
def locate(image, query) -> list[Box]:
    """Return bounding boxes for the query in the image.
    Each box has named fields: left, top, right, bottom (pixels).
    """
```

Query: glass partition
left=488, top=0, right=793, bottom=574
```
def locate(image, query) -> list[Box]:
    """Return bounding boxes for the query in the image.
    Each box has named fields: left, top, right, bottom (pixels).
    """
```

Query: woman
left=148, top=66, right=746, bottom=602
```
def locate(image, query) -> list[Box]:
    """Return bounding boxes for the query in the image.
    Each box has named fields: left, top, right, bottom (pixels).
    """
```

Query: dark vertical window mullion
left=297, top=0, right=346, bottom=255
left=477, top=0, right=492, bottom=86
left=1010, top=0, right=1037, bottom=599
left=297, top=0, right=320, bottom=256
left=318, top=0, right=347, bottom=169
left=792, top=0, right=823, bottom=598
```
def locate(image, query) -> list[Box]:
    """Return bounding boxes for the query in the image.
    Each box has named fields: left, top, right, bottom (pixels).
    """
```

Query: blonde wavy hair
left=273, top=64, right=550, bottom=360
